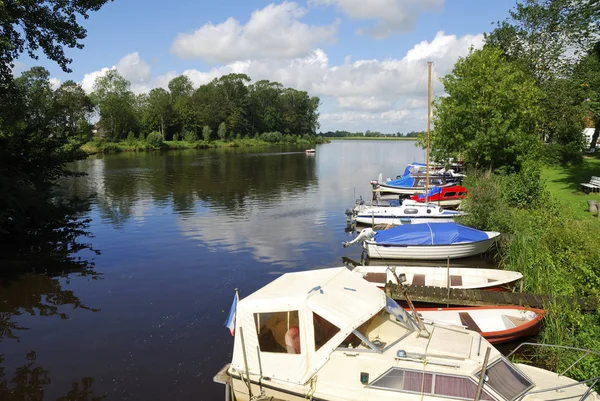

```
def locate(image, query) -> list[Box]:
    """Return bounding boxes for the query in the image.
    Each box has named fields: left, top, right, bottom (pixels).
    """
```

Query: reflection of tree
left=0, top=352, right=105, bottom=401
left=79, top=148, right=318, bottom=227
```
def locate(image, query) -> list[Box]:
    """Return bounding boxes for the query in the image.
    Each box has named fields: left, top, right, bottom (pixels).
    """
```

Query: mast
left=425, top=61, right=432, bottom=202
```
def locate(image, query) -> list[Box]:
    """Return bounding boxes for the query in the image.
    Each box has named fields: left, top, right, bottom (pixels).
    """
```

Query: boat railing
left=506, top=342, right=600, bottom=401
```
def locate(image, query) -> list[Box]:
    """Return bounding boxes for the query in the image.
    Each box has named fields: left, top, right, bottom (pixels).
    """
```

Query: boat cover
left=385, top=174, right=415, bottom=187
left=416, top=186, right=442, bottom=200
left=374, top=222, right=488, bottom=246
left=401, top=162, right=426, bottom=178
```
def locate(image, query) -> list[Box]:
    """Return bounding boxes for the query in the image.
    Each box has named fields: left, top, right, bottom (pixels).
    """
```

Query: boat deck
left=387, top=283, right=598, bottom=311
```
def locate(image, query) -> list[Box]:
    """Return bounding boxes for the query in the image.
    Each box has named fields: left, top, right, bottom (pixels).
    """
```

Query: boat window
left=475, top=358, right=533, bottom=401
left=434, top=374, right=494, bottom=400
left=254, top=311, right=301, bottom=354
left=313, top=313, right=341, bottom=351
left=458, top=192, right=467, bottom=196
left=444, top=192, right=456, bottom=197
left=385, top=296, right=415, bottom=331
left=404, top=208, right=418, bottom=215
left=370, top=368, right=433, bottom=393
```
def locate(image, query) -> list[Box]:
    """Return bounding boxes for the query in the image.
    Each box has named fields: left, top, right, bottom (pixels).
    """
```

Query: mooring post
left=446, top=256, right=450, bottom=308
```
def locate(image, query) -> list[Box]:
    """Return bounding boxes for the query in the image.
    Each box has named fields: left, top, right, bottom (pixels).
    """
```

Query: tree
left=91, top=70, right=137, bottom=140
left=573, top=43, right=600, bottom=150
left=202, top=125, right=212, bottom=142
left=432, top=46, right=543, bottom=171
left=53, top=80, right=93, bottom=139
left=146, top=88, right=172, bottom=138
left=169, top=75, right=194, bottom=134
left=0, top=0, right=111, bottom=88
left=217, top=122, right=227, bottom=140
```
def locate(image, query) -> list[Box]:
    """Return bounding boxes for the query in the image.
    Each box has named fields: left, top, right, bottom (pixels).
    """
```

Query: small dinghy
left=414, top=306, right=544, bottom=344
left=353, top=199, right=465, bottom=226
left=304, top=148, right=315, bottom=154
left=353, top=265, right=523, bottom=291
left=343, top=222, right=500, bottom=260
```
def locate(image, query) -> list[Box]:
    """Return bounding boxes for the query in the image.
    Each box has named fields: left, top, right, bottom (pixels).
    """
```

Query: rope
left=305, top=375, right=318, bottom=400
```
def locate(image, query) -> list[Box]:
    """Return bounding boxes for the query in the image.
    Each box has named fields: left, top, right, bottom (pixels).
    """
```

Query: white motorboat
left=353, top=199, right=465, bottom=226
left=343, top=223, right=500, bottom=260
left=352, top=265, right=523, bottom=291
left=214, top=267, right=600, bottom=401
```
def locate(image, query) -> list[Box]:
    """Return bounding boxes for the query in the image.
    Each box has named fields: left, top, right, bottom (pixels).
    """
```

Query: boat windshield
left=475, top=357, right=534, bottom=401
left=385, top=296, right=416, bottom=331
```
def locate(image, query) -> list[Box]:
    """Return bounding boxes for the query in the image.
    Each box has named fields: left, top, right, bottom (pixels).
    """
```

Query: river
left=1, top=140, right=481, bottom=400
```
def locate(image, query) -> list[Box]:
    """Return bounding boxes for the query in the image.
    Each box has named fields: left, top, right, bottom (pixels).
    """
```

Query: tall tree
left=53, top=80, right=93, bottom=139
left=432, top=46, right=543, bottom=171
left=168, top=75, right=194, bottom=134
left=91, top=70, right=137, bottom=140
left=146, top=88, right=172, bottom=138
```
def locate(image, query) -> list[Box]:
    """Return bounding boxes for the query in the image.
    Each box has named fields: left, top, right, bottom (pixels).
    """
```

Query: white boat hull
left=352, top=265, right=522, bottom=290
left=364, top=234, right=499, bottom=260
left=355, top=215, right=456, bottom=225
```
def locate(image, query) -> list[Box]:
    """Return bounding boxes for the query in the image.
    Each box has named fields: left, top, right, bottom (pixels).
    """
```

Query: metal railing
left=506, top=342, right=600, bottom=401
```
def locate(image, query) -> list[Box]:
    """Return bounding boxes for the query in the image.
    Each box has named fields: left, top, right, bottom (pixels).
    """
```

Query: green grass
left=542, top=156, right=600, bottom=219
left=325, top=136, right=417, bottom=140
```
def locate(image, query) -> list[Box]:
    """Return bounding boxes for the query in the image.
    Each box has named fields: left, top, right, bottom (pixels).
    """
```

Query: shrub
left=259, top=131, right=283, bottom=143
left=146, top=131, right=163, bottom=148
left=183, top=130, right=197, bottom=143
left=102, top=142, right=121, bottom=153
left=173, top=133, right=180, bottom=141
left=202, top=125, right=212, bottom=142
left=126, top=131, right=136, bottom=144
left=139, top=132, right=146, bottom=141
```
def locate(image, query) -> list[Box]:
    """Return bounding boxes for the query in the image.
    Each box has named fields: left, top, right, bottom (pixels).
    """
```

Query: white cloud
left=81, top=67, right=113, bottom=93
left=72, top=31, right=482, bottom=132
left=310, top=0, right=444, bottom=38
left=49, top=77, right=61, bottom=90
left=170, top=2, right=338, bottom=63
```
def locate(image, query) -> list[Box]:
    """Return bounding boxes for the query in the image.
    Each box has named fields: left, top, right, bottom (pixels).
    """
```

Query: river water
left=0, top=140, right=491, bottom=400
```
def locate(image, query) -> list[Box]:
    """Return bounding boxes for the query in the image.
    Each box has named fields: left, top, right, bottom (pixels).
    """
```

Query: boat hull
left=415, top=306, right=544, bottom=344
left=354, top=215, right=456, bottom=225
left=364, top=236, right=498, bottom=260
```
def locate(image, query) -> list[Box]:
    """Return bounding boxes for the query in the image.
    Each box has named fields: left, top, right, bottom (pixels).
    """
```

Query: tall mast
left=425, top=61, right=432, bottom=201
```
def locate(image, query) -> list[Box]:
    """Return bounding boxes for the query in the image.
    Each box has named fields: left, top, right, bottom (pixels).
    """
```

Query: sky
left=19, top=0, right=518, bottom=133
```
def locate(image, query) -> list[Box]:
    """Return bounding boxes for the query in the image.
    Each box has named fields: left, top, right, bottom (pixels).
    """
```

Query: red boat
left=410, top=184, right=468, bottom=208
left=414, top=306, right=544, bottom=344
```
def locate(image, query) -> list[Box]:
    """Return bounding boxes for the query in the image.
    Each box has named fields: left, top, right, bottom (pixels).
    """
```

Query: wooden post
left=425, top=61, right=432, bottom=199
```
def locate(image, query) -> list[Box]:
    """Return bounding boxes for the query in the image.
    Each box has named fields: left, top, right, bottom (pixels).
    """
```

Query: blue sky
left=21, top=0, right=517, bottom=133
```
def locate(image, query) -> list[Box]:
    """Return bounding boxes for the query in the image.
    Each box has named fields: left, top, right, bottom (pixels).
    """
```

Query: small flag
left=224, top=292, right=239, bottom=336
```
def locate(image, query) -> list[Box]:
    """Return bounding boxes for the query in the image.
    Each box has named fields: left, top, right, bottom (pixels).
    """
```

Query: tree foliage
left=432, top=46, right=543, bottom=171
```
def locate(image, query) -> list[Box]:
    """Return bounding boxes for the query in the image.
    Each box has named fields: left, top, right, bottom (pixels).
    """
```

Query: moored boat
left=410, top=184, right=469, bottom=208
left=353, top=265, right=523, bottom=291
left=304, top=148, right=315, bottom=154
left=415, top=306, right=544, bottom=344
left=343, top=222, right=500, bottom=260
left=353, top=199, right=465, bottom=226
left=214, top=267, right=600, bottom=401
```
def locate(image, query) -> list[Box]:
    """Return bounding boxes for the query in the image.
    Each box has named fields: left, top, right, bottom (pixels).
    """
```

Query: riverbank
left=325, top=136, right=418, bottom=141
left=542, top=156, right=600, bottom=219
left=81, top=137, right=328, bottom=155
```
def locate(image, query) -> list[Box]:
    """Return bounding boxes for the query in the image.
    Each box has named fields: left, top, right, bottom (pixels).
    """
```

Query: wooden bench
left=581, top=176, right=600, bottom=193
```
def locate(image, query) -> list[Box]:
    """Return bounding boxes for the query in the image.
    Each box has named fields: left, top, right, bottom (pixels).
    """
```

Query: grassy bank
left=542, top=156, right=600, bottom=219
left=325, top=136, right=417, bottom=141
left=460, top=162, right=600, bottom=381
left=81, top=137, right=326, bottom=155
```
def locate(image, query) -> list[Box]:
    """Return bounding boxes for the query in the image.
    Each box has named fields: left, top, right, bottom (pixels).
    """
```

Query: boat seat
left=487, top=278, right=497, bottom=283
left=412, top=274, right=426, bottom=286
left=450, top=275, right=462, bottom=286
left=502, top=314, right=527, bottom=329
left=363, top=273, right=386, bottom=285
left=459, top=312, right=482, bottom=332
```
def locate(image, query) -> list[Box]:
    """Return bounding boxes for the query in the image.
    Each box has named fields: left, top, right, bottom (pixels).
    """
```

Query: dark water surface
left=1, top=141, right=444, bottom=400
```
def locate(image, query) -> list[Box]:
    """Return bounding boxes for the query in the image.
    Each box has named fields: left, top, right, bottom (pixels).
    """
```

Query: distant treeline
left=319, top=130, right=425, bottom=138
left=93, top=72, right=321, bottom=142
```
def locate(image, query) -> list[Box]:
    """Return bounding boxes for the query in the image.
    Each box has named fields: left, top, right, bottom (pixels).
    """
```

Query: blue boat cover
left=401, top=162, right=426, bottom=178
left=417, top=186, right=442, bottom=200
left=374, top=223, right=488, bottom=246
left=385, top=174, right=415, bottom=187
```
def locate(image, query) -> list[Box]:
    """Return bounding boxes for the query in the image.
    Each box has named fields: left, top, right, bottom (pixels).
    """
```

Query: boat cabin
left=224, top=268, right=599, bottom=401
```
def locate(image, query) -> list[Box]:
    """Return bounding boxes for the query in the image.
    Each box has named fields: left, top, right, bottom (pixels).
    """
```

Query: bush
left=183, top=130, right=197, bottom=143
left=539, top=142, right=584, bottom=166
left=173, top=133, right=180, bottom=141
left=146, top=131, right=164, bottom=148
left=139, top=132, right=146, bottom=141
left=102, top=142, right=121, bottom=153
left=259, top=131, right=283, bottom=143
left=202, top=125, right=212, bottom=142
left=126, top=131, right=136, bottom=144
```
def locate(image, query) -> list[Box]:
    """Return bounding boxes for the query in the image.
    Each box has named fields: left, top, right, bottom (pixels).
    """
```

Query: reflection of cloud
left=178, top=189, right=328, bottom=268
